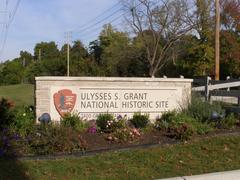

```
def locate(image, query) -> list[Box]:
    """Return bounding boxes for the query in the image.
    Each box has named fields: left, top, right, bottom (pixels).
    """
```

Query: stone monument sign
left=35, top=77, right=192, bottom=122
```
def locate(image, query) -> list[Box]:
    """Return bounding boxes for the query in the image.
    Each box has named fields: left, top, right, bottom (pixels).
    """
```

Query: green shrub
left=61, top=112, right=87, bottom=132
left=168, top=123, right=194, bottom=141
left=11, top=106, right=35, bottom=136
left=185, top=94, right=224, bottom=122
left=191, top=121, right=213, bottom=135
left=0, top=98, right=14, bottom=129
left=155, top=111, right=213, bottom=140
left=96, top=113, right=125, bottom=133
left=130, top=113, right=150, bottom=128
left=29, top=124, right=86, bottom=155
left=218, top=113, right=237, bottom=129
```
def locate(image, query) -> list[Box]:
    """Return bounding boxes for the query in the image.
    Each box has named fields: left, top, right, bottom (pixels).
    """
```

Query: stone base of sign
left=35, top=77, right=193, bottom=122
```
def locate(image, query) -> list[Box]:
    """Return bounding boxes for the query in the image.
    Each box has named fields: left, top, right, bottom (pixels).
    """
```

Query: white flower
left=23, top=113, right=26, bottom=117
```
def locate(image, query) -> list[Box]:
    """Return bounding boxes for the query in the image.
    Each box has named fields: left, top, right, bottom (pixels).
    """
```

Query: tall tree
left=176, top=0, right=215, bottom=77
left=220, top=0, right=240, bottom=77
left=90, top=24, right=132, bottom=76
left=34, top=41, right=60, bottom=60
left=121, top=0, right=195, bottom=77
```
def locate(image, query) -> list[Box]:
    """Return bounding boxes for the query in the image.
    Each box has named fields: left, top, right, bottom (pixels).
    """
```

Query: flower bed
left=0, top=96, right=240, bottom=157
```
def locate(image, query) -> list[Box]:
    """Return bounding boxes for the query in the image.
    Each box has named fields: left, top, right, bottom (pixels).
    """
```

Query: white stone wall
left=35, top=77, right=192, bottom=122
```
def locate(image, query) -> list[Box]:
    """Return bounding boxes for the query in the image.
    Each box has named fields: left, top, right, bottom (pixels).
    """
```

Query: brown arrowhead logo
left=53, top=89, right=77, bottom=117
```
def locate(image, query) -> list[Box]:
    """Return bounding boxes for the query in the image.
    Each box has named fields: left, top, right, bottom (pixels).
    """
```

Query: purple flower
left=12, top=133, right=20, bottom=140
left=0, top=148, right=5, bottom=156
left=26, top=135, right=32, bottom=141
left=2, top=136, right=8, bottom=144
left=117, top=115, right=122, bottom=120
left=2, top=128, right=8, bottom=134
left=88, top=126, right=97, bottom=134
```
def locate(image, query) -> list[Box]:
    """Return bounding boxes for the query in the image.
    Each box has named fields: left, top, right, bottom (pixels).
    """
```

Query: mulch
left=16, top=128, right=240, bottom=161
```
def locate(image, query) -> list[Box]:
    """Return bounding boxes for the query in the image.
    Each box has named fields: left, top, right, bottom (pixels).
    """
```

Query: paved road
left=160, top=170, right=240, bottom=180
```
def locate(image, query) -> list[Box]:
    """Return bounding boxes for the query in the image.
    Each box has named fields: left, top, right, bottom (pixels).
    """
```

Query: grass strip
left=1, top=134, right=240, bottom=180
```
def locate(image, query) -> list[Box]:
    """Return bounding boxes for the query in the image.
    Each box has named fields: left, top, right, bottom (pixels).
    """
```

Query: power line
left=74, top=8, right=123, bottom=34
left=0, top=0, right=10, bottom=61
left=71, top=2, right=121, bottom=32
left=75, top=13, right=124, bottom=37
left=74, top=2, right=143, bottom=42
left=8, top=0, right=21, bottom=25
left=0, top=0, right=21, bottom=62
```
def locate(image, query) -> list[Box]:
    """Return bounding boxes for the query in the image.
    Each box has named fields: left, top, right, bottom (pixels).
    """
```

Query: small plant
left=61, top=112, right=87, bottom=132
left=87, top=126, right=97, bottom=134
left=185, top=94, right=225, bottom=122
left=156, top=111, right=213, bottom=140
left=168, top=123, right=194, bottom=141
left=218, top=113, right=237, bottom=129
left=130, top=112, right=150, bottom=128
left=96, top=113, right=125, bottom=133
left=28, top=124, right=87, bottom=155
left=0, top=98, right=15, bottom=129
left=106, top=128, right=141, bottom=143
left=11, top=106, right=35, bottom=137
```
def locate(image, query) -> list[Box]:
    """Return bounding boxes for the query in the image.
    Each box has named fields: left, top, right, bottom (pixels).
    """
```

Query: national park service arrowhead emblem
left=53, top=89, right=76, bottom=117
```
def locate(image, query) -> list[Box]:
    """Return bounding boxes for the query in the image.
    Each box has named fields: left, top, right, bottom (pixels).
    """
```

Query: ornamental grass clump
left=60, top=112, right=87, bottom=132
left=184, top=94, right=225, bottom=122
left=217, top=113, right=238, bottom=129
left=130, top=112, right=150, bottom=128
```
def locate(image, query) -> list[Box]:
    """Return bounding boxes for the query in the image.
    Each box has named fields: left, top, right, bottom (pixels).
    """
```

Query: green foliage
left=60, top=112, right=87, bottom=132
left=96, top=113, right=124, bottom=133
left=191, top=121, right=213, bottom=135
left=185, top=94, right=225, bottom=122
left=169, top=123, right=194, bottom=141
left=130, top=113, right=150, bottom=128
left=11, top=106, right=35, bottom=136
left=28, top=125, right=86, bottom=155
left=0, top=98, right=14, bottom=129
left=96, top=113, right=114, bottom=132
left=155, top=111, right=213, bottom=140
left=0, top=60, right=24, bottom=85
left=218, top=113, right=238, bottom=129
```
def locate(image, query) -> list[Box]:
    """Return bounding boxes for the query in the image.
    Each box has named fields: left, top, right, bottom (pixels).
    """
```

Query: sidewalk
left=160, top=170, right=240, bottom=180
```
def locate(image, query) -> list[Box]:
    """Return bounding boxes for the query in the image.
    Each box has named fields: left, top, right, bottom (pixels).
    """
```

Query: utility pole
left=65, top=31, right=72, bottom=77
left=215, top=0, right=220, bottom=80
left=22, top=57, right=25, bottom=67
left=38, top=49, right=41, bottom=61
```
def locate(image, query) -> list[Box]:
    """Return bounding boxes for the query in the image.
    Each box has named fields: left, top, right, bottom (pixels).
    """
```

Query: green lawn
left=1, top=135, right=240, bottom=180
left=0, top=84, right=34, bottom=106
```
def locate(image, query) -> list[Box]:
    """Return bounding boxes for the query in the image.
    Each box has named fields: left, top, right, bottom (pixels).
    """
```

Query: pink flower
left=132, top=128, right=140, bottom=136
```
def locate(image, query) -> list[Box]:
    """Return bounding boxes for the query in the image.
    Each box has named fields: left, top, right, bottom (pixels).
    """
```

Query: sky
left=0, top=0, right=125, bottom=62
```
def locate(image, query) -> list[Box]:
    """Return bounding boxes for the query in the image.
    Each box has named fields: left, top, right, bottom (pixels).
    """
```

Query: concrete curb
left=160, top=170, right=240, bottom=180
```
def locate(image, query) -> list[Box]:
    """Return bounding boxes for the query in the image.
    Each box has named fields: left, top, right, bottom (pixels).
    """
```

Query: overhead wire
left=74, top=8, right=123, bottom=34
left=74, top=1, right=143, bottom=42
left=0, top=0, right=10, bottom=61
left=72, top=1, right=121, bottom=32
left=0, top=0, right=21, bottom=61
left=75, top=13, right=124, bottom=37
